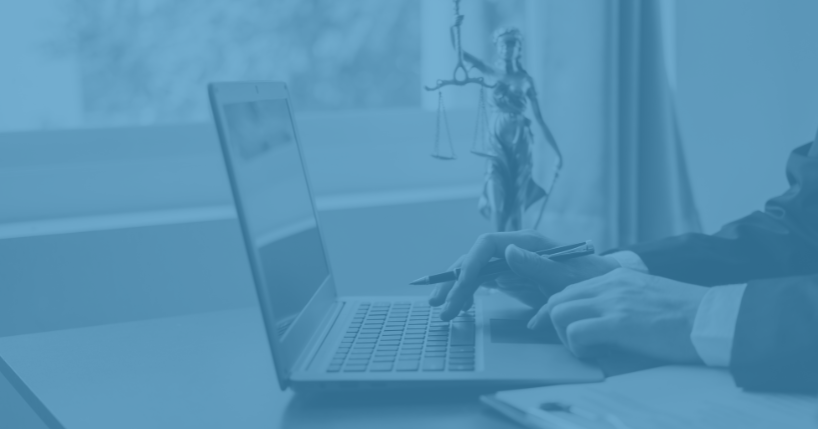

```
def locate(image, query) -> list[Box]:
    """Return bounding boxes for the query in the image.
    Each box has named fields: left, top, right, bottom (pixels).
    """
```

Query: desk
left=0, top=307, right=518, bottom=429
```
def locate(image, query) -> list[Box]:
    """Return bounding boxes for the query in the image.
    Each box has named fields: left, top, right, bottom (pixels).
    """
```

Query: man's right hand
left=428, top=230, right=621, bottom=321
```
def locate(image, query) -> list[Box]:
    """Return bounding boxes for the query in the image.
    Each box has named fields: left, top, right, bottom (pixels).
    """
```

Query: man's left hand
left=528, top=268, right=708, bottom=364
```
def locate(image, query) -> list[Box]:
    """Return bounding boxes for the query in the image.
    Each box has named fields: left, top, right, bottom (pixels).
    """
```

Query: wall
left=677, top=0, right=818, bottom=233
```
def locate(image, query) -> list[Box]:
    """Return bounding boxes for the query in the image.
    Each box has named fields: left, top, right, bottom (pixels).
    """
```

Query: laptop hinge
left=292, top=300, right=345, bottom=374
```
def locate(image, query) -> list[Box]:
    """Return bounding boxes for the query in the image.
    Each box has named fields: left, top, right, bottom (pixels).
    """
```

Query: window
left=56, top=0, right=421, bottom=126
left=0, top=0, right=532, bottom=229
left=0, top=0, right=528, bottom=130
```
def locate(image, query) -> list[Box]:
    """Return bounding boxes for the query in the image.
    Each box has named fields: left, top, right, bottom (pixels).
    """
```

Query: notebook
left=481, top=366, right=817, bottom=429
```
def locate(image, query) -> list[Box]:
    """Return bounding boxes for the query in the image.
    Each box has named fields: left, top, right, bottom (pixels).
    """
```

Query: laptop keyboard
left=327, top=301, right=476, bottom=373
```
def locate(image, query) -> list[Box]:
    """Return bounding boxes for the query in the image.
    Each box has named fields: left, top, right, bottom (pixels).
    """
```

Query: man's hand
left=528, top=268, right=708, bottom=363
left=428, top=230, right=620, bottom=321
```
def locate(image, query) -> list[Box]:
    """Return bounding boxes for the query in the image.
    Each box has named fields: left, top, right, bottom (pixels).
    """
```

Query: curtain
left=524, top=0, right=700, bottom=250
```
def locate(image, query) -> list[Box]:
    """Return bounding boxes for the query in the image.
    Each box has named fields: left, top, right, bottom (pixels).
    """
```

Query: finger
left=431, top=269, right=499, bottom=307
left=442, top=231, right=559, bottom=320
left=528, top=301, right=551, bottom=330
left=542, top=275, right=610, bottom=315
left=547, top=299, right=603, bottom=345
left=462, top=296, right=474, bottom=312
left=505, top=244, right=562, bottom=283
left=429, top=255, right=466, bottom=306
left=564, top=317, right=615, bottom=359
left=528, top=297, right=600, bottom=331
left=440, top=235, right=500, bottom=319
left=429, top=283, right=451, bottom=306
left=527, top=298, right=600, bottom=347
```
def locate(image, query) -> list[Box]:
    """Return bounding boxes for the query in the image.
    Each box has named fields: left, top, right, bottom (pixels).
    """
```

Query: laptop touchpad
left=489, top=319, right=561, bottom=344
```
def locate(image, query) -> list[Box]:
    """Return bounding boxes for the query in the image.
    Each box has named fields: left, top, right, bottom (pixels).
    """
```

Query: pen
left=409, top=241, right=595, bottom=285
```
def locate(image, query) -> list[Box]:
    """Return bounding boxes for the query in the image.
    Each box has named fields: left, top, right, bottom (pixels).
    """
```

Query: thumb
left=527, top=302, right=550, bottom=330
left=504, top=244, right=559, bottom=283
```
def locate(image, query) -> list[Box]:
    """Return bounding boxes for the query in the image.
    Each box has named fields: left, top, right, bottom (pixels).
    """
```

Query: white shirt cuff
left=690, top=284, right=747, bottom=367
left=607, top=251, right=649, bottom=273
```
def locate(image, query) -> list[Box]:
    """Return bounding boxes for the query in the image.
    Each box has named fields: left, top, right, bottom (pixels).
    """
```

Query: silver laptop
left=207, top=81, right=603, bottom=391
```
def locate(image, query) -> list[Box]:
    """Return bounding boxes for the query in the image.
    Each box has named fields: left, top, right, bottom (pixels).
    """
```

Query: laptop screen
left=221, top=97, right=331, bottom=340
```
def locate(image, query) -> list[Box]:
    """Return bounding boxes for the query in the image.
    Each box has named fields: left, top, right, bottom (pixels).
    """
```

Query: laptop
left=207, top=81, right=603, bottom=391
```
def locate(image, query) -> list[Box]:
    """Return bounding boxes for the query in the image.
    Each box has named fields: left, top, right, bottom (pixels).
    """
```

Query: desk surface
left=0, top=307, right=518, bottom=429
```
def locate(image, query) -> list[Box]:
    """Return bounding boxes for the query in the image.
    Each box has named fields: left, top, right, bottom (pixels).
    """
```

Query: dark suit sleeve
left=623, top=143, right=818, bottom=392
left=730, top=275, right=818, bottom=393
left=624, top=143, right=818, bottom=286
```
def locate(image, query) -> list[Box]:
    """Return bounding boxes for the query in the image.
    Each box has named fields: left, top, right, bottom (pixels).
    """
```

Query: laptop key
left=395, top=361, right=420, bottom=371
left=422, top=358, right=445, bottom=371
left=369, top=362, right=394, bottom=372
left=449, top=353, right=474, bottom=359
left=448, top=364, right=475, bottom=371
left=344, top=364, right=369, bottom=372
left=450, top=322, right=475, bottom=346
left=398, top=355, right=421, bottom=361
left=449, top=355, right=474, bottom=362
left=424, top=352, right=446, bottom=358
left=347, top=355, right=370, bottom=361
left=373, top=356, right=396, bottom=362
left=327, top=365, right=342, bottom=372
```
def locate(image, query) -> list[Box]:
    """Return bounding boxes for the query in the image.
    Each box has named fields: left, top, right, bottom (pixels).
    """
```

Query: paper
left=485, top=366, right=817, bottom=429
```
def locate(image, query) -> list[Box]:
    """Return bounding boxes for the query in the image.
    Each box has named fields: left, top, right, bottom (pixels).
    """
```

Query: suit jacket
left=626, top=142, right=818, bottom=393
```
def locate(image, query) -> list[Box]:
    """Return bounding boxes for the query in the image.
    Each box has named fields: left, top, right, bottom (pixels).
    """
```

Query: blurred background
left=1, top=0, right=818, bottom=344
